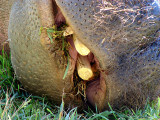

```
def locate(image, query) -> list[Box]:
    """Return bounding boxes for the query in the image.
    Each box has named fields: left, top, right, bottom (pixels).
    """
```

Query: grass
left=1, top=49, right=160, bottom=120
left=40, top=25, right=70, bottom=80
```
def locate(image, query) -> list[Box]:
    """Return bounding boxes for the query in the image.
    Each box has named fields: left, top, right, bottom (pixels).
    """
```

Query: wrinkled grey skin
left=8, top=0, right=160, bottom=111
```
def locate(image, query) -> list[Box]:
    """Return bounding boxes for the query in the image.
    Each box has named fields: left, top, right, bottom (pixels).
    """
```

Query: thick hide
left=8, top=0, right=160, bottom=111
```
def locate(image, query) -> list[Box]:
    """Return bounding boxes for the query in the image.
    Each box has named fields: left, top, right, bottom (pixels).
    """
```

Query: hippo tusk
left=63, top=27, right=90, bottom=56
left=63, top=27, right=74, bottom=36
left=74, top=36, right=90, bottom=56
left=77, top=55, right=93, bottom=80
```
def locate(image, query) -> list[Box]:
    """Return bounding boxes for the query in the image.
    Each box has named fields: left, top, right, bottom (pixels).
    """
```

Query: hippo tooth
left=74, top=36, right=90, bottom=56
left=77, top=55, right=93, bottom=80
left=63, top=27, right=74, bottom=36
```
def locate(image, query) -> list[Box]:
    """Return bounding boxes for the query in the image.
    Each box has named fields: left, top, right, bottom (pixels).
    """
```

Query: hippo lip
left=53, top=1, right=107, bottom=109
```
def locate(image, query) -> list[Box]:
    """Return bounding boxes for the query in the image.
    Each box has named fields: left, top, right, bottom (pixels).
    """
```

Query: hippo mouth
left=6, top=0, right=160, bottom=112
left=8, top=0, right=160, bottom=111
left=52, top=1, right=107, bottom=109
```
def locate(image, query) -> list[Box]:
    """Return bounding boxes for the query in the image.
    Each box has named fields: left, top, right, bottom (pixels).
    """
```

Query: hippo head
left=9, top=0, right=160, bottom=111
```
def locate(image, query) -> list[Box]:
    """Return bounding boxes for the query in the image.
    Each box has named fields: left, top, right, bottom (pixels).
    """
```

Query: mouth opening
left=51, top=1, right=107, bottom=110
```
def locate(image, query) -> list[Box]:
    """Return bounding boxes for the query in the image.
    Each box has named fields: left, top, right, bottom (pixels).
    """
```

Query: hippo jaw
left=9, top=0, right=160, bottom=111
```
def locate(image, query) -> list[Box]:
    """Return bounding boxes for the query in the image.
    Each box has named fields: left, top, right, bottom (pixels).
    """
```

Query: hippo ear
left=8, top=0, right=83, bottom=107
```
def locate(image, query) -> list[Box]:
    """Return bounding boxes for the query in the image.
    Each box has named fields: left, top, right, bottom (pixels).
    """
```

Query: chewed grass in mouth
left=40, top=23, right=101, bottom=102
left=38, top=1, right=107, bottom=109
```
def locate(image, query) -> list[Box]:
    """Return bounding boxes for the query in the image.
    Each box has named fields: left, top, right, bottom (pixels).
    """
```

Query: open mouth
left=49, top=1, right=107, bottom=109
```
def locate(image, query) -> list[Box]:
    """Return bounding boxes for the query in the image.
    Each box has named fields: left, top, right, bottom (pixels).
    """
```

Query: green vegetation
left=1, top=49, right=160, bottom=120
left=40, top=26, right=70, bottom=80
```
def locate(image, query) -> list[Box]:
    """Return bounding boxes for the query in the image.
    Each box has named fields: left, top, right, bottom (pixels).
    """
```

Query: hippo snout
left=9, top=0, right=160, bottom=111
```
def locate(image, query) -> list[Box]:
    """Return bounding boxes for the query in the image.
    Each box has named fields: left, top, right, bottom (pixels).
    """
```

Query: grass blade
left=63, top=55, right=70, bottom=80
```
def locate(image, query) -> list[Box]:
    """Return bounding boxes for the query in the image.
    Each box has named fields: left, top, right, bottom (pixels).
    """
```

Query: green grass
left=1, top=49, right=160, bottom=120
left=40, top=26, right=70, bottom=80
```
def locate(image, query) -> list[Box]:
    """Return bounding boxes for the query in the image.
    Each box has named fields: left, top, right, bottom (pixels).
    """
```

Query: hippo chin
left=7, top=0, right=160, bottom=111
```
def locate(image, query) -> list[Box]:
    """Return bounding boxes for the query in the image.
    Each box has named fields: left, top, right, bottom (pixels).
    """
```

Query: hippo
left=2, top=0, right=160, bottom=111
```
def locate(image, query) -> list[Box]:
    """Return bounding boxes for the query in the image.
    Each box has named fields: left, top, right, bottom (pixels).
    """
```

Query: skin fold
left=1, top=0, right=159, bottom=111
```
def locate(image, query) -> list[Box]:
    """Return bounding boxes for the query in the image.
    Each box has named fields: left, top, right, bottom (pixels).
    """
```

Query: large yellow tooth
left=63, top=27, right=74, bottom=36
left=77, top=55, right=93, bottom=80
left=74, top=36, right=90, bottom=56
